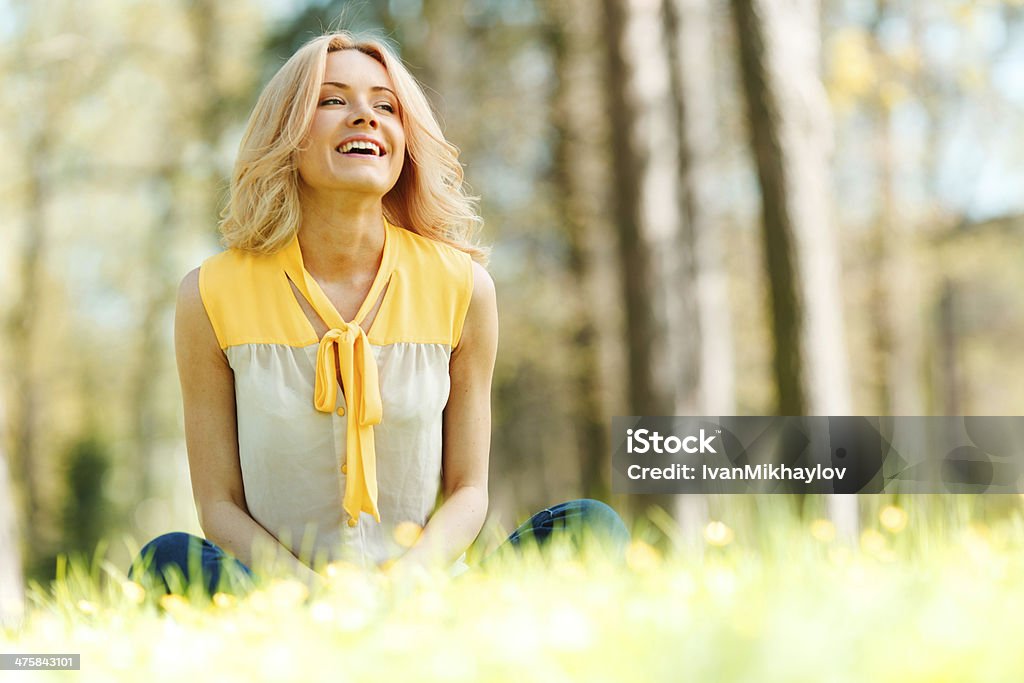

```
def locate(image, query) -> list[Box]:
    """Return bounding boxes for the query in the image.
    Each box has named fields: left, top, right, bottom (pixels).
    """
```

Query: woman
left=132, top=31, right=628, bottom=596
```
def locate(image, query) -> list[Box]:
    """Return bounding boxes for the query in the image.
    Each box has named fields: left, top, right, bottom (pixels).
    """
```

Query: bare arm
left=389, top=261, right=498, bottom=572
left=175, top=268, right=322, bottom=586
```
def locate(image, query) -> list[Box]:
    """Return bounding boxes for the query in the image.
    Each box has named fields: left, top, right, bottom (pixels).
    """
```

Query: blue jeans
left=130, top=498, right=629, bottom=596
left=128, top=532, right=256, bottom=597
left=480, top=498, right=630, bottom=566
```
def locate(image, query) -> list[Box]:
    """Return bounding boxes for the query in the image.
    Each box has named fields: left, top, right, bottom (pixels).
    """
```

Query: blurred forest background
left=2, top=0, right=1024, bottom=591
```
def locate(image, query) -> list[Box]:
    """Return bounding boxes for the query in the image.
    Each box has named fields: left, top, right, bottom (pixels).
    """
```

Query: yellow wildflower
left=625, top=540, right=661, bottom=572
left=159, top=594, right=189, bottom=614
left=121, top=581, right=146, bottom=605
left=212, top=592, right=236, bottom=609
left=879, top=506, right=908, bottom=533
left=76, top=599, right=98, bottom=615
left=704, top=521, right=734, bottom=547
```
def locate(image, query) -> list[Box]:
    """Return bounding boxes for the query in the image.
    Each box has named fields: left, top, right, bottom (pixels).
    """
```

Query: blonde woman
left=132, top=32, right=627, bottom=595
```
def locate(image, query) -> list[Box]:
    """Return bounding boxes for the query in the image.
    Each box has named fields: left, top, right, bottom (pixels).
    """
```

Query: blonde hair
left=219, top=32, right=487, bottom=262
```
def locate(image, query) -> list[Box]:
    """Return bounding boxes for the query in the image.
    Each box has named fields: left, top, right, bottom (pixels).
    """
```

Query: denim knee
left=525, top=498, right=630, bottom=556
left=139, top=532, right=197, bottom=562
left=571, top=498, right=630, bottom=551
left=130, top=532, right=197, bottom=578
left=128, top=532, right=253, bottom=597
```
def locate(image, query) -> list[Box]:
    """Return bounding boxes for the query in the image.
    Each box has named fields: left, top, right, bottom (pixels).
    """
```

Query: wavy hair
left=219, top=32, right=486, bottom=262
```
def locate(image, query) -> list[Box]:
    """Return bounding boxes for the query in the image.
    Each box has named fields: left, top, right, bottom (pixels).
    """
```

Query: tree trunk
left=869, top=1, right=925, bottom=417
left=937, top=281, right=961, bottom=416
left=602, top=0, right=681, bottom=418
left=731, top=0, right=852, bottom=416
left=665, top=0, right=736, bottom=415
left=603, top=0, right=687, bottom=524
left=7, top=130, right=51, bottom=565
left=0, top=399, right=25, bottom=629
left=731, top=0, right=856, bottom=535
left=129, top=171, right=174, bottom=502
left=544, top=0, right=613, bottom=500
left=664, top=0, right=735, bottom=542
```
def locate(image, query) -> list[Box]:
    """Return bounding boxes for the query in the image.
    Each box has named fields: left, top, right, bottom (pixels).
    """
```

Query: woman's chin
left=308, top=176, right=396, bottom=199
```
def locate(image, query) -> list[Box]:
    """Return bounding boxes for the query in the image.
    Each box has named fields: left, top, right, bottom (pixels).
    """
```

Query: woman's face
left=296, top=49, right=406, bottom=200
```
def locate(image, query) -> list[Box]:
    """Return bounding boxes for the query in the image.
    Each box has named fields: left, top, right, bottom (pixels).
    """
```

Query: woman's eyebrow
left=322, top=81, right=397, bottom=97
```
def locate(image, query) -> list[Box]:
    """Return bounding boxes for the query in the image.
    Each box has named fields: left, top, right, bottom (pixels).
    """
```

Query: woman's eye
left=320, top=97, right=344, bottom=106
left=376, top=103, right=395, bottom=113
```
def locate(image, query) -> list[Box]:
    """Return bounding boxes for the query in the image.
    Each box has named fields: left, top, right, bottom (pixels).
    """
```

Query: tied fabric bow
left=279, top=227, right=396, bottom=529
left=314, top=322, right=383, bottom=526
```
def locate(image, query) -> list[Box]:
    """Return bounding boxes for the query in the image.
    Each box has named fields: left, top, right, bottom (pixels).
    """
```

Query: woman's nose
left=347, top=106, right=379, bottom=129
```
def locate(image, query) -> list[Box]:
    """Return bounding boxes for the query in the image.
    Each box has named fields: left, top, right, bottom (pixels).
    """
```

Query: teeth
left=338, top=140, right=382, bottom=155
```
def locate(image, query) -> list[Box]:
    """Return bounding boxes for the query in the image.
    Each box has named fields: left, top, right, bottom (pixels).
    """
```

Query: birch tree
left=601, top=0, right=682, bottom=417
left=664, top=0, right=735, bottom=540
left=731, top=0, right=856, bottom=535
left=602, top=0, right=694, bottom=524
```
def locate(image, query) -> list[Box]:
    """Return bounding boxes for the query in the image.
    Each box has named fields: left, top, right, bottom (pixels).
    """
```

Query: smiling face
left=295, top=49, right=406, bottom=200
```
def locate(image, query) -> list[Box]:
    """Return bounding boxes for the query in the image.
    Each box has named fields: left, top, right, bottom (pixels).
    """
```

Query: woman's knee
left=552, top=498, right=631, bottom=553
left=129, top=532, right=253, bottom=596
left=136, top=532, right=201, bottom=565
left=129, top=532, right=204, bottom=582
left=577, top=499, right=629, bottom=537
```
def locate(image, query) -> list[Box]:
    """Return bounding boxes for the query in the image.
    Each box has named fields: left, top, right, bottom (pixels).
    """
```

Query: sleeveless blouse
left=198, top=220, right=474, bottom=571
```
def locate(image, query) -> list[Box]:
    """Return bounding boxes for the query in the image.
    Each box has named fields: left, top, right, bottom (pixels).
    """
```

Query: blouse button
left=336, top=407, right=346, bottom=417
left=347, top=518, right=358, bottom=527
left=341, top=463, right=348, bottom=474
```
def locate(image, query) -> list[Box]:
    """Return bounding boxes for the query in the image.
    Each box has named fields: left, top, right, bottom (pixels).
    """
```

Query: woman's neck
left=297, top=188, right=386, bottom=280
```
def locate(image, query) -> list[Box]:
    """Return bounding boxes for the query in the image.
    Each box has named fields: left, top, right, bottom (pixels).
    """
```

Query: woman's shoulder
left=372, top=227, right=478, bottom=347
left=392, top=225, right=474, bottom=282
left=190, top=247, right=311, bottom=350
left=391, top=226, right=476, bottom=298
left=197, top=247, right=284, bottom=309
left=199, top=246, right=278, bottom=283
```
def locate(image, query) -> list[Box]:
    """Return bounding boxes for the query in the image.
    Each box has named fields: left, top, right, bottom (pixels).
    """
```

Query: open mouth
left=336, top=140, right=385, bottom=156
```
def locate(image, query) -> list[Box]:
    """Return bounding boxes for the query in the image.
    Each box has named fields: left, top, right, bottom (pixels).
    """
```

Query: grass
left=4, top=496, right=1024, bottom=682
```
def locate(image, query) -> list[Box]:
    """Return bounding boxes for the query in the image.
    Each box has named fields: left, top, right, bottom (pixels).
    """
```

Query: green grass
left=5, top=497, right=1024, bottom=682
